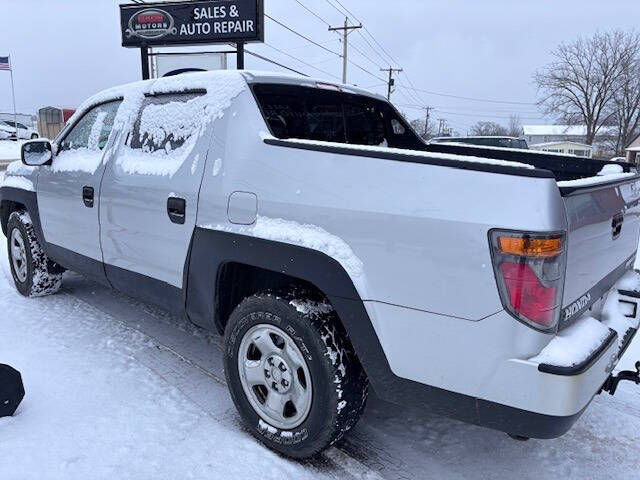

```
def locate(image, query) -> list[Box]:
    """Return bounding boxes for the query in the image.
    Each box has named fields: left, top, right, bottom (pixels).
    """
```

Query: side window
left=306, top=101, right=346, bottom=143
left=345, top=103, right=387, bottom=146
left=391, top=118, right=406, bottom=135
left=254, top=84, right=424, bottom=149
left=60, top=100, right=121, bottom=153
left=260, top=94, right=307, bottom=139
left=129, top=92, right=204, bottom=154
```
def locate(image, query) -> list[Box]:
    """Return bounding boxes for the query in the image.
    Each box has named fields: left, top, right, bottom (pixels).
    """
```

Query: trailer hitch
left=602, top=361, right=640, bottom=396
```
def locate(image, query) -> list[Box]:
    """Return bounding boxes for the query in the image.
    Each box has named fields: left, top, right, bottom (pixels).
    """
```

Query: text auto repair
left=133, top=6, right=256, bottom=38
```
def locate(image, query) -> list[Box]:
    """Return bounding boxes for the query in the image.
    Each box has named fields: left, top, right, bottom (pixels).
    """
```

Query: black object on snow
left=0, top=364, right=25, bottom=417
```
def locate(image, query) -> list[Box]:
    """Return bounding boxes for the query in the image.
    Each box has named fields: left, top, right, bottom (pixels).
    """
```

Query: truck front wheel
left=7, top=211, right=63, bottom=297
left=223, top=291, right=368, bottom=459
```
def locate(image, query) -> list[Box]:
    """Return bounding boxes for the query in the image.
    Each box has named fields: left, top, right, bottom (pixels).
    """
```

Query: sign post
left=140, top=47, right=150, bottom=80
left=120, top=0, right=263, bottom=79
left=236, top=42, right=244, bottom=70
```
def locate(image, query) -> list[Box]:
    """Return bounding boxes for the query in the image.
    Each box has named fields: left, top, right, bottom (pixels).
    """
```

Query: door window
left=59, top=101, right=121, bottom=153
left=54, top=100, right=121, bottom=173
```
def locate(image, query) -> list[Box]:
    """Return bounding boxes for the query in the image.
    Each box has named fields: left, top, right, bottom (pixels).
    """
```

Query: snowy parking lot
left=0, top=141, right=23, bottom=171
left=0, top=225, right=640, bottom=479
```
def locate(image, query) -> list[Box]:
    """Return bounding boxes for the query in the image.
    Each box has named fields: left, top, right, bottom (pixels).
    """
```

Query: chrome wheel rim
left=238, top=324, right=313, bottom=429
left=10, top=229, right=28, bottom=283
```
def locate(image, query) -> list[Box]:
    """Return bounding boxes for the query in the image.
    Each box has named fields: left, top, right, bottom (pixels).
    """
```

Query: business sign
left=120, top=0, right=264, bottom=47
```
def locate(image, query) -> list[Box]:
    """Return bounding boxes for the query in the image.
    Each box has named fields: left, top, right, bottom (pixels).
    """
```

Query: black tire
left=7, top=211, right=63, bottom=297
left=30, top=133, right=38, bottom=139
left=223, top=290, right=368, bottom=459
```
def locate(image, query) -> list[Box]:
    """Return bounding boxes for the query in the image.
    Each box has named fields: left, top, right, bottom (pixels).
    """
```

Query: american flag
left=0, top=56, right=10, bottom=71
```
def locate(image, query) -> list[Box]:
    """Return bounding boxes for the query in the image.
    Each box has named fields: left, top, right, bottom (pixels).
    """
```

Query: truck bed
left=423, top=142, right=636, bottom=183
left=422, top=142, right=640, bottom=328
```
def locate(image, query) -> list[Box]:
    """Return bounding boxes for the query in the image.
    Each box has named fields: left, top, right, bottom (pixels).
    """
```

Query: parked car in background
left=2, top=120, right=38, bottom=140
left=430, top=136, right=529, bottom=149
left=0, top=124, right=13, bottom=140
left=610, top=156, right=628, bottom=162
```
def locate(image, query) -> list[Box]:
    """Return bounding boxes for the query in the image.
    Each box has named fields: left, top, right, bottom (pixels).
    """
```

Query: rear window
left=253, top=84, right=422, bottom=149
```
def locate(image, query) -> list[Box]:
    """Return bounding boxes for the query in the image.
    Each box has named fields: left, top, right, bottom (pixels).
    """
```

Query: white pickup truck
left=2, top=71, right=640, bottom=459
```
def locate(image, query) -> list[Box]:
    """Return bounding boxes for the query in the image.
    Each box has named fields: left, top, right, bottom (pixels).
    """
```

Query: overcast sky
left=1, top=0, right=638, bottom=133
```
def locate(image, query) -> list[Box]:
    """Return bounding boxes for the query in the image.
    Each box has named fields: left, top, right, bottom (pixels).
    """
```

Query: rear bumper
left=357, top=273, right=640, bottom=439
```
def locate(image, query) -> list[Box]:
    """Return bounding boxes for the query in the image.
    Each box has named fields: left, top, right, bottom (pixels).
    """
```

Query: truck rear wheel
left=223, top=291, right=368, bottom=459
left=7, top=211, right=63, bottom=297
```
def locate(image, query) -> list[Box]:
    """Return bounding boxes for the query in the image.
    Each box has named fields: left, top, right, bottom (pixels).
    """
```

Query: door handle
left=167, top=197, right=186, bottom=225
left=612, top=213, right=624, bottom=239
left=82, top=186, right=94, bottom=208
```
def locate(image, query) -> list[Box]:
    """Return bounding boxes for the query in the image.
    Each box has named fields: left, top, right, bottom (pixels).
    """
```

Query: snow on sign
left=120, top=0, right=264, bottom=47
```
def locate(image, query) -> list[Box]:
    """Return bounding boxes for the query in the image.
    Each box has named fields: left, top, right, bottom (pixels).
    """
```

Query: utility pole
left=329, top=17, right=362, bottom=84
left=423, top=106, right=433, bottom=138
left=380, top=67, right=403, bottom=100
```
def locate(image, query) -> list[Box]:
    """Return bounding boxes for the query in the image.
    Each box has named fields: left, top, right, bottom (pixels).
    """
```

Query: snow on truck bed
left=268, top=136, right=535, bottom=170
left=557, top=163, right=636, bottom=188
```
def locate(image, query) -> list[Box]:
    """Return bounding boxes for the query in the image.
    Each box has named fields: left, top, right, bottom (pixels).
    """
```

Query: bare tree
left=409, top=118, right=437, bottom=140
left=507, top=115, right=522, bottom=138
left=612, top=58, right=640, bottom=154
left=535, top=30, right=640, bottom=145
left=470, top=121, right=508, bottom=136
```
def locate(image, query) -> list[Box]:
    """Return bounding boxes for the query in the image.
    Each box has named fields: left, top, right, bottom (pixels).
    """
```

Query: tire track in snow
left=61, top=274, right=385, bottom=480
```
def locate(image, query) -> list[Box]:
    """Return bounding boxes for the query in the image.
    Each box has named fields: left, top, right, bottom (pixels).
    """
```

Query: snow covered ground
left=1, top=229, right=640, bottom=479
left=0, top=140, right=24, bottom=162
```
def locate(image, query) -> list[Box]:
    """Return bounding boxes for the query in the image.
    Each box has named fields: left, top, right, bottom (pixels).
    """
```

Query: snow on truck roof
left=69, top=70, right=386, bottom=124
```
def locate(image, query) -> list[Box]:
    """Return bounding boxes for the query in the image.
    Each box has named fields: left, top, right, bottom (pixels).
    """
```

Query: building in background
left=523, top=125, right=616, bottom=158
left=529, top=141, right=593, bottom=158
left=626, top=133, right=640, bottom=164
left=37, top=107, right=76, bottom=140
left=151, top=51, right=228, bottom=78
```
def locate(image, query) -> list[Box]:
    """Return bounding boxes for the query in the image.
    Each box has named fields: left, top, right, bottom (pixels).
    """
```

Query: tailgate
left=561, top=176, right=640, bottom=327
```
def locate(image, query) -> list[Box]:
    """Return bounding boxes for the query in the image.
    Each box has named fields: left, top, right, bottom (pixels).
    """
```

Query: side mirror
left=21, top=140, right=52, bottom=166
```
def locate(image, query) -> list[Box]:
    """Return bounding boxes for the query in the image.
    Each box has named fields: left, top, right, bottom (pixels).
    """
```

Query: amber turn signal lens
left=498, top=236, right=562, bottom=258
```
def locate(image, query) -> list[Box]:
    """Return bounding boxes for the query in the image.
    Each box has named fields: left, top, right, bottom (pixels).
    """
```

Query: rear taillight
left=489, top=230, right=567, bottom=332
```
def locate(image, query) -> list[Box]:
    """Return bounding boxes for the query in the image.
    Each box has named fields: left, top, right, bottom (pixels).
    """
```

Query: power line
left=395, top=77, right=427, bottom=108
left=396, top=102, right=541, bottom=115
left=244, top=48, right=310, bottom=77
left=433, top=109, right=545, bottom=121
left=348, top=40, right=384, bottom=70
left=293, top=0, right=332, bottom=27
left=397, top=85, right=537, bottom=106
left=323, top=0, right=347, bottom=17
left=263, top=42, right=341, bottom=80
left=327, top=0, right=398, bottom=63
left=399, top=72, right=429, bottom=106
left=265, top=14, right=343, bottom=58
left=324, top=1, right=538, bottom=107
